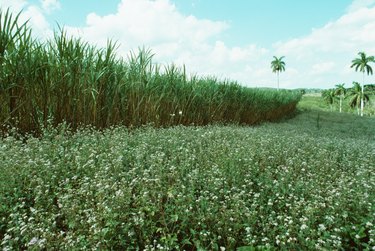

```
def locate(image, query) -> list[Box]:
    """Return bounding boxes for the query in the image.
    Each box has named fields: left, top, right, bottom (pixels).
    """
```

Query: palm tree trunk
left=361, top=72, right=364, bottom=116
left=339, top=97, right=342, bottom=113
left=277, top=71, right=279, bottom=91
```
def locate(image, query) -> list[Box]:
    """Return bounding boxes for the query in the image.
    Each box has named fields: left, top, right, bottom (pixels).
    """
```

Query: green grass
left=1, top=8, right=374, bottom=251
left=1, top=109, right=374, bottom=250
left=298, top=94, right=330, bottom=111
left=299, top=93, right=375, bottom=115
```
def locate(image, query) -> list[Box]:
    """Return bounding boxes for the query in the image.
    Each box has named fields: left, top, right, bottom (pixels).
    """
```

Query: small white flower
left=3, top=234, right=11, bottom=241
left=301, top=224, right=308, bottom=230
left=178, top=110, right=183, bottom=116
left=318, top=224, right=326, bottom=231
left=28, top=237, right=39, bottom=246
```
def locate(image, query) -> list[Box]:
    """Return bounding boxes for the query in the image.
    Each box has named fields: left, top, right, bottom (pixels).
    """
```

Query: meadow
left=1, top=9, right=375, bottom=250
left=1, top=103, right=374, bottom=250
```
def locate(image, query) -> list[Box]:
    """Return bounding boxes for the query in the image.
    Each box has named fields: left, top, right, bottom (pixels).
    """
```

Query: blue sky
left=2, top=0, right=375, bottom=89
left=35, top=0, right=352, bottom=46
left=173, top=0, right=353, bottom=47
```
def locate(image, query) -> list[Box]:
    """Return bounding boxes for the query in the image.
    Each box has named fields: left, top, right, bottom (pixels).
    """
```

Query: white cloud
left=274, top=4, right=375, bottom=88
left=63, top=0, right=375, bottom=89
left=0, top=0, right=53, bottom=39
left=40, top=0, right=61, bottom=13
left=64, top=0, right=272, bottom=87
left=72, top=0, right=228, bottom=49
left=347, top=0, right=375, bottom=12
left=0, top=0, right=27, bottom=12
left=23, top=5, right=52, bottom=38
left=3, top=0, right=375, bottom=89
left=311, top=62, right=335, bottom=75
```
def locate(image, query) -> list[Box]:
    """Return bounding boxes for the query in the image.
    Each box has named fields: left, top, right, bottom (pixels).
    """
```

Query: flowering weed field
left=1, top=110, right=374, bottom=250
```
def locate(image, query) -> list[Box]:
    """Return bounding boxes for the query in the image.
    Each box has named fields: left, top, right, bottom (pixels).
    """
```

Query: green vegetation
left=1, top=109, right=374, bottom=250
left=350, top=52, right=375, bottom=116
left=319, top=51, right=375, bottom=116
left=349, top=82, right=371, bottom=115
left=298, top=94, right=330, bottom=112
left=318, top=83, right=375, bottom=116
left=1, top=8, right=374, bottom=251
left=334, top=83, right=346, bottom=113
left=270, top=56, right=286, bottom=91
left=0, top=9, right=300, bottom=135
left=321, top=89, right=336, bottom=111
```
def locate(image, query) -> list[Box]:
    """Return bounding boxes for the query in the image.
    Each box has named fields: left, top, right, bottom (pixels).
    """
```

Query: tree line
left=271, top=52, right=375, bottom=116
left=322, top=52, right=375, bottom=116
left=322, top=83, right=374, bottom=115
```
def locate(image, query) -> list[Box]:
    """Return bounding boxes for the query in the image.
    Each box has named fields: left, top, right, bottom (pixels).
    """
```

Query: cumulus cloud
left=311, top=62, right=336, bottom=75
left=2, top=0, right=375, bottom=89
left=62, top=0, right=375, bottom=88
left=0, top=0, right=53, bottom=39
left=347, top=0, right=375, bottom=12
left=68, top=0, right=228, bottom=51
left=275, top=7, right=375, bottom=58
left=40, top=0, right=61, bottom=13
left=63, top=0, right=273, bottom=87
left=0, top=0, right=27, bottom=13
left=274, top=3, right=375, bottom=88
left=24, top=5, right=52, bottom=38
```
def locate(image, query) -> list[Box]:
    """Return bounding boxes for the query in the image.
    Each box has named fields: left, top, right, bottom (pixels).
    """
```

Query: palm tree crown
left=271, top=56, right=286, bottom=90
left=322, top=89, right=336, bottom=111
left=334, top=83, right=346, bottom=113
left=351, top=52, right=374, bottom=75
left=334, top=83, right=346, bottom=96
left=271, top=56, right=286, bottom=73
left=350, top=52, right=374, bottom=116
left=349, top=82, right=370, bottom=112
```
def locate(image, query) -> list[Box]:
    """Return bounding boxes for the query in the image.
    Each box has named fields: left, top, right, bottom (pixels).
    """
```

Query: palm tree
left=350, top=52, right=374, bottom=116
left=334, top=83, right=346, bottom=113
left=322, top=89, right=336, bottom=111
left=349, top=82, right=370, bottom=115
left=271, top=56, right=286, bottom=91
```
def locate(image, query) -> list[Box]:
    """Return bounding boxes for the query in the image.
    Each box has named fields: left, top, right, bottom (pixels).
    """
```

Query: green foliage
left=1, top=110, right=374, bottom=250
left=334, top=84, right=346, bottom=113
left=349, top=82, right=370, bottom=111
left=334, top=83, right=346, bottom=97
left=351, top=52, right=375, bottom=75
left=299, top=90, right=375, bottom=116
left=321, top=89, right=337, bottom=110
left=270, top=56, right=286, bottom=74
left=270, top=56, right=286, bottom=90
left=351, top=52, right=375, bottom=116
left=298, top=94, right=329, bottom=111
left=0, top=9, right=301, bottom=135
